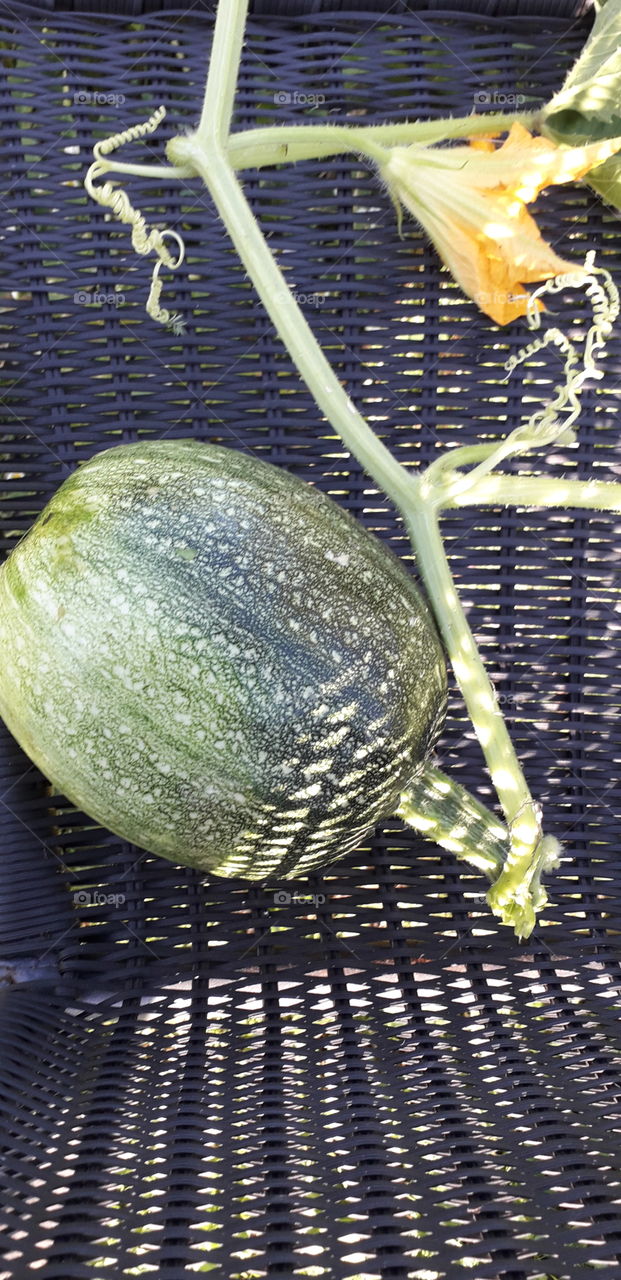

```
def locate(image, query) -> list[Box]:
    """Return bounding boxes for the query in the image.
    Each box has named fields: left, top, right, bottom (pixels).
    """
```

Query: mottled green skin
left=0, top=441, right=447, bottom=879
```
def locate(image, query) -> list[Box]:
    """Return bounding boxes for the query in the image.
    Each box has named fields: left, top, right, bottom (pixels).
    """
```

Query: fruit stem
left=397, top=763, right=508, bottom=878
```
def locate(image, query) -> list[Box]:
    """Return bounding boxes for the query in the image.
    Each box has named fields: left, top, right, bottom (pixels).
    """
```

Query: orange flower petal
left=468, top=135, right=497, bottom=152
left=384, top=124, right=621, bottom=325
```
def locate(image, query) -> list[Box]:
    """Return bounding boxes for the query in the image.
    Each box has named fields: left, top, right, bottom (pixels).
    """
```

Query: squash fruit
left=0, top=441, right=447, bottom=879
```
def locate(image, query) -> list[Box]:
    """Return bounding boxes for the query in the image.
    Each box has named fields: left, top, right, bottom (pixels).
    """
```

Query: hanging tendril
left=84, top=106, right=186, bottom=333
left=502, top=252, right=619, bottom=450
left=436, top=253, right=619, bottom=502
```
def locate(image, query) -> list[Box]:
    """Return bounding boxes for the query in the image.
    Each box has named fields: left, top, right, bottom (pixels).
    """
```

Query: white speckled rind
left=0, top=440, right=447, bottom=879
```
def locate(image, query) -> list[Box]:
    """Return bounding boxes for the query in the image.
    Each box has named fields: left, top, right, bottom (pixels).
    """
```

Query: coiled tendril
left=85, top=106, right=186, bottom=334
left=425, top=252, right=619, bottom=503
left=502, top=251, right=619, bottom=452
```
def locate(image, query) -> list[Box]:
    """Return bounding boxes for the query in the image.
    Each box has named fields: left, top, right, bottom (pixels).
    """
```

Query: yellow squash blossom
left=383, top=123, right=621, bottom=325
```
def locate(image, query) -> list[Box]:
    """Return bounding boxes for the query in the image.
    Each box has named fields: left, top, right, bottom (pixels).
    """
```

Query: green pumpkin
left=0, top=441, right=447, bottom=879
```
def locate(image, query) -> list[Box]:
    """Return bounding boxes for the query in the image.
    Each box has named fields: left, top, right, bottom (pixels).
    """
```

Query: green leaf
left=540, top=0, right=621, bottom=210
left=581, top=151, right=621, bottom=207
left=541, top=0, right=621, bottom=144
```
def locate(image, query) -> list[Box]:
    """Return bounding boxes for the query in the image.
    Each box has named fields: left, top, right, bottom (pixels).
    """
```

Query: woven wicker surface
left=2, top=1, right=621, bottom=1276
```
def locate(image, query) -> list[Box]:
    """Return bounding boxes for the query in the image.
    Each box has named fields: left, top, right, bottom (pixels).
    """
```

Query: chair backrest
left=2, top=4, right=621, bottom=1275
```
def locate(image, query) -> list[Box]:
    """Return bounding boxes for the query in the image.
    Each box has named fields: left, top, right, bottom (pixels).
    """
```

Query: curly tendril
left=84, top=107, right=186, bottom=333
left=431, top=253, right=619, bottom=503
left=502, top=251, right=619, bottom=450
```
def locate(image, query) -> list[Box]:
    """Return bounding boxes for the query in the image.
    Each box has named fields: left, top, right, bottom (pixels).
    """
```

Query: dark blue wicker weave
left=2, top=1, right=621, bottom=1276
